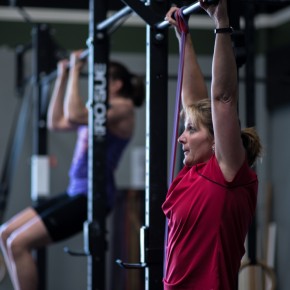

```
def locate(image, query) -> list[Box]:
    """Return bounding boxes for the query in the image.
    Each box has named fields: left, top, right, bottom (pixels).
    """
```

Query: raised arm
left=47, top=59, right=75, bottom=131
left=64, top=50, right=88, bottom=124
left=201, top=0, right=245, bottom=180
left=181, top=34, right=208, bottom=107
left=166, top=7, right=208, bottom=108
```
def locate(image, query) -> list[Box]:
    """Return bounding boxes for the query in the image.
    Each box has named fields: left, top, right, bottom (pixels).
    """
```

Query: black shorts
left=33, top=193, right=87, bottom=242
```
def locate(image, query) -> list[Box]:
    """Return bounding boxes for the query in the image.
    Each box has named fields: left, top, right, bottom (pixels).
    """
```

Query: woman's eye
left=187, top=126, right=196, bottom=132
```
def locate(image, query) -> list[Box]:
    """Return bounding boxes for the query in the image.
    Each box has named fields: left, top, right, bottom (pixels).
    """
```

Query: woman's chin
left=184, top=159, right=193, bottom=167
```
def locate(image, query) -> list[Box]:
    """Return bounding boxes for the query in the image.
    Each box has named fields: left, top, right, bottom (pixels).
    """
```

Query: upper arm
left=212, top=92, right=245, bottom=181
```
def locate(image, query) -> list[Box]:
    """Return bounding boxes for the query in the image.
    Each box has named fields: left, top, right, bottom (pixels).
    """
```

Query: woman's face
left=178, top=116, right=213, bottom=167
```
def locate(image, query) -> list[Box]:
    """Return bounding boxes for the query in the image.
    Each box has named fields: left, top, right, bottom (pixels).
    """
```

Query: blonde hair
left=181, top=99, right=262, bottom=167
left=241, top=127, right=262, bottom=167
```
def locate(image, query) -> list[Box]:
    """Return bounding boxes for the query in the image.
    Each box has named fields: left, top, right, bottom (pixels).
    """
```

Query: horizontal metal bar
left=121, top=0, right=162, bottom=26
left=40, top=7, right=133, bottom=85
left=156, top=2, right=201, bottom=29
left=156, top=0, right=218, bottom=30
left=97, top=6, right=133, bottom=30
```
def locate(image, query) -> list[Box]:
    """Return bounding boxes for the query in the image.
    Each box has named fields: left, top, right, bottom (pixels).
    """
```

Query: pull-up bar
left=41, top=0, right=218, bottom=87
left=97, top=5, right=133, bottom=31
left=157, top=0, right=218, bottom=30
left=84, top=0, right=217, bottom=60
left=40, top=6, right=133, bottom=86
left=157, top=2, right=201, bottom=29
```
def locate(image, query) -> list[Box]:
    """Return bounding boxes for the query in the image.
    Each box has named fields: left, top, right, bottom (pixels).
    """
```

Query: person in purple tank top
left=0, top=51, right=145, bottom=290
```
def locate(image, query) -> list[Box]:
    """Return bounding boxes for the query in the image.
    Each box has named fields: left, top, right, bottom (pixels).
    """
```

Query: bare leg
left=0, top=208, right=37, bottom=289
left=0, top=207, right=52, bottom=290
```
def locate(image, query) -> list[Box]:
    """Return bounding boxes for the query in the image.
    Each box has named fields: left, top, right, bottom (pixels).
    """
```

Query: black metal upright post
left=85, top=0, right=109, bottom=289
left=31, top=24, right=53, bottom=290
left=112, top=1, right=169, bottom=289
left=245, top=2, right=257, bottom=266
left=143, top=2, right=169, bottom=289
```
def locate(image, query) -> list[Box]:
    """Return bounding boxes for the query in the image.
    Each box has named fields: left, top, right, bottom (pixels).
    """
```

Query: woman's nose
left=178, top=132, right=185, bottom=144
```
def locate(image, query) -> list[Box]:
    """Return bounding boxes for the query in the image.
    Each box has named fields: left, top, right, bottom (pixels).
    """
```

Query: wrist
left=214, top=27, right=233, bottom=34
left=57, top=73, right=68, bottom=81
left=70, top=66, right=81, bottom=75
left=214, top=18, right=230, bottom=29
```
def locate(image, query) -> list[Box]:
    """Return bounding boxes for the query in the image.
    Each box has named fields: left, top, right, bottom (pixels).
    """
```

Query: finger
left=165, top=8, right=179, bottom=25
left=165, top=7, right=178, bottom=18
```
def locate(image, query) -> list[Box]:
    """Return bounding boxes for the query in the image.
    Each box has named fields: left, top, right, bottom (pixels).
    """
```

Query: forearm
left=167, top=6, right=208, bottom=108
left=64, top=67, right=88, bottom=124
left=182, top=34, right=208, bottom=108
left=212, top=40, right=237, bottom=102
left=212, top=18, right=238, bottom=102
left=47, top=75, right=67, bottom=129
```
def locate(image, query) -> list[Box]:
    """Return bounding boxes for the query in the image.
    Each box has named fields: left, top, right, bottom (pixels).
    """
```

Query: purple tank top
left=67, top=126, right=130, bottom=207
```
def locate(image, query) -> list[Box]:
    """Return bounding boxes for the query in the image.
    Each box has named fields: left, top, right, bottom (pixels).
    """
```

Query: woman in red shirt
left=163, top=1, right=262, bottom=289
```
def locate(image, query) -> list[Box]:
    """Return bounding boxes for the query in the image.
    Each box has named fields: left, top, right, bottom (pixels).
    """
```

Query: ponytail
left=241, top=127, right=263, bottom=167
left=109, top=61, right=145, bottom=108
